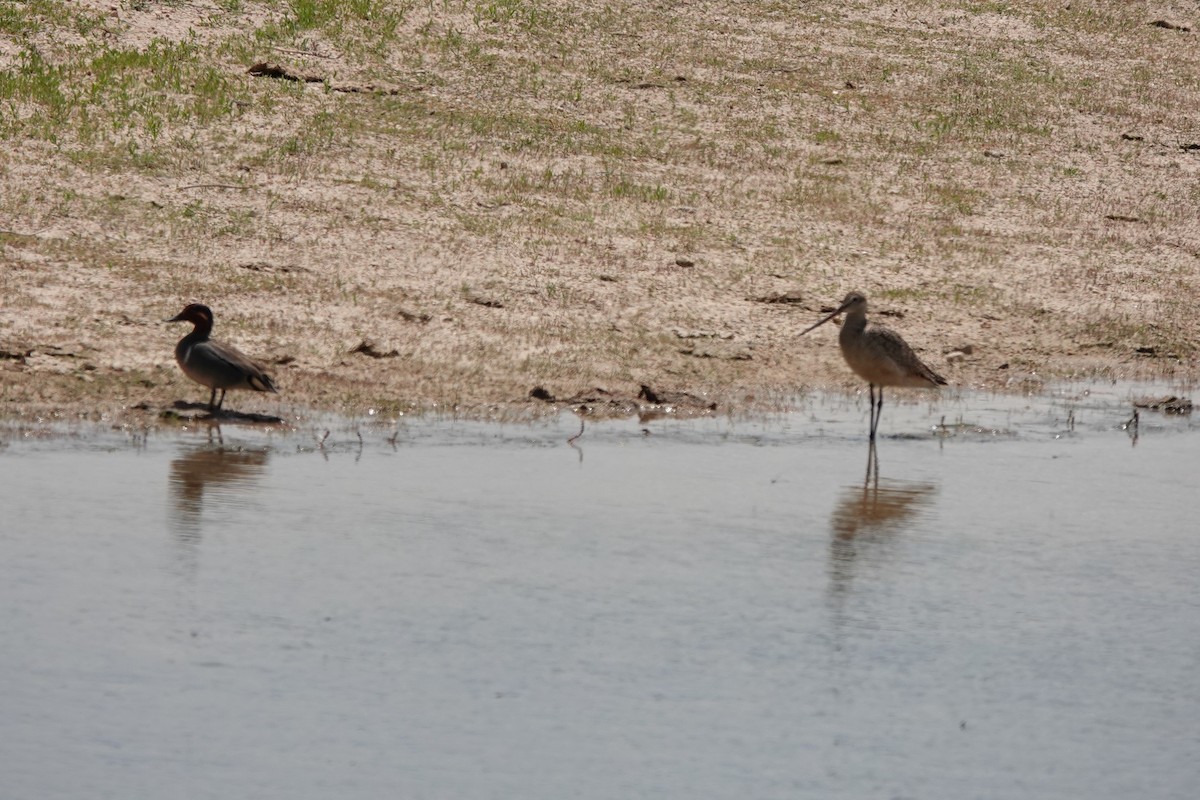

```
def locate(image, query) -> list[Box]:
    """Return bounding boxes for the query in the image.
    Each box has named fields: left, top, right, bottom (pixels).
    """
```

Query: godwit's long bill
left=800, top=291, right=947, bottom=441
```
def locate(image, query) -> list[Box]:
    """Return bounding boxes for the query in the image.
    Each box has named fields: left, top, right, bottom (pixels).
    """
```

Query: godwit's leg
left=869, top=384, right=883, bottom=441
left=215, top=388, right=226, bottom=411
left=207, top=387, right=218, bottom=411
left=867, top=384, right=875, bottom=441
left=877, top=387, right=885, bottom=439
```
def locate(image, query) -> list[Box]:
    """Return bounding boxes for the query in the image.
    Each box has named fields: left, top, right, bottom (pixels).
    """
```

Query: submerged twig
left=567, top=417, right=585, bottom=445
left=1123, top=408, right=1139, bottom=447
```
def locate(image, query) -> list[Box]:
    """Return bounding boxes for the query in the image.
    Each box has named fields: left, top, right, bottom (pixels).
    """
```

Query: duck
left=167, top=303, right=278, bottom=412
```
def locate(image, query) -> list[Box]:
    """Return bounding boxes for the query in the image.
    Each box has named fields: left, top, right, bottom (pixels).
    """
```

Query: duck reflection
left=828, top=443, right=938, bottom=606
left=168, top=443, right=269, bottom=543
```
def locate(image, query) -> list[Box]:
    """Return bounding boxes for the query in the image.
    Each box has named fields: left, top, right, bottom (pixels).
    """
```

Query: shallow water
left=2, top=384, right=1198, bottom=799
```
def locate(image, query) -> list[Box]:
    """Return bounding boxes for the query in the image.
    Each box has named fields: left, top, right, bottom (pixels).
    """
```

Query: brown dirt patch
left=2, top=1, right=1198, bottom=423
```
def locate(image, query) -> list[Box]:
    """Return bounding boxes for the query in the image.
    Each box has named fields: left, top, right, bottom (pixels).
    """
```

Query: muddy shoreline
left=3, top=2, right=1198, bottom=424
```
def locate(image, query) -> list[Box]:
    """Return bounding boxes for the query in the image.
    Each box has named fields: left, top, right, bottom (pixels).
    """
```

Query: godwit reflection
left=168, top=444, right=269, bottom=543
left=828, top=443, right=938, bottom=617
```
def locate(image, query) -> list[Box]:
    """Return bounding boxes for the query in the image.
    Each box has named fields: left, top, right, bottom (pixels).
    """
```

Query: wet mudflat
left=1, top=384, right=1198, bottom=800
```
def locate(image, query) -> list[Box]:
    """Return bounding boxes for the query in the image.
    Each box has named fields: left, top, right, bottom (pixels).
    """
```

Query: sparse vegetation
left=1, top=1, right=1198, bottom=419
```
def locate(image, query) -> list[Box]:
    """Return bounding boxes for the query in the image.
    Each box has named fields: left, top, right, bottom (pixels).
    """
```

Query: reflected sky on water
left=2, top=383, right=1197, bottom=799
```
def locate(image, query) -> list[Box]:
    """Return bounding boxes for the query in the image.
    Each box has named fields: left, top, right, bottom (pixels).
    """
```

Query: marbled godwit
left=800, top=291, right=947, bottom=440
left=167, top=304, right=279, bottom=412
